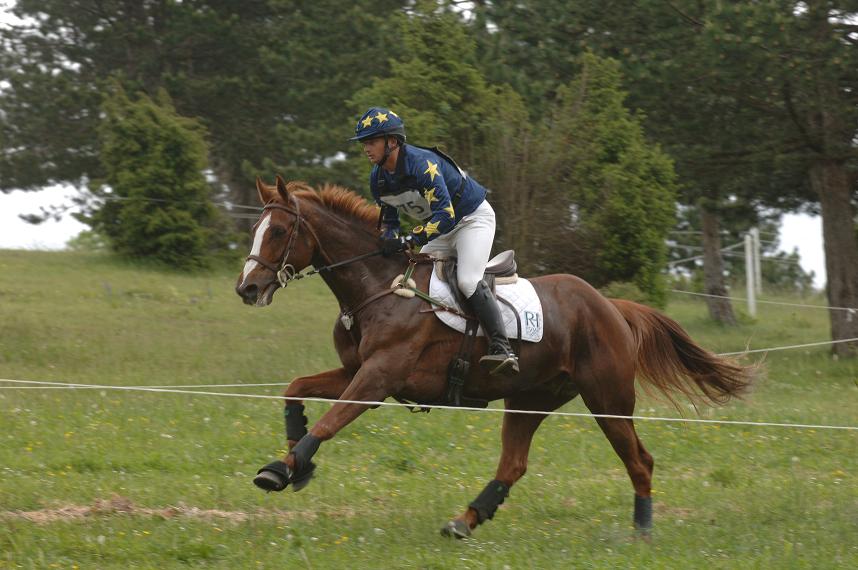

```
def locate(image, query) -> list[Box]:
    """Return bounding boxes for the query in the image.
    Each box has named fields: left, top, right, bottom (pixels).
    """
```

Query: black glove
left=380, top=236, right=408, bottom=256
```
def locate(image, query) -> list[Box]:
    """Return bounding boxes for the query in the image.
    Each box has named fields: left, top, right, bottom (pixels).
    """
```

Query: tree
left=531, top=53, right=677, bottom=304
left=471, top=1, right=854, bottom=340
left=350, top=7, right=512, bottom=167
left=627, top=0, right=857, bottom=352
left=470, top=0, right=752, bottom=315
left=80, top=86, right=230, bottom=269
left=0, top=0, right=273, bottom=199
left=348, top=4, right=535, bottom=227
left=357, top=12, right=677, bottom=302
left=245, top=0, right=408, bottom=192
left=0, top=0, right=407, bottom=210
left=703, top=1, right=858, bottom=355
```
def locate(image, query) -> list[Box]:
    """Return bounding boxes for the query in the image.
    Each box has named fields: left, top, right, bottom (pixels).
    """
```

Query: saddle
left=434, top=250, right=518, bottom=309
left=435, top=250, right=518, bottom=284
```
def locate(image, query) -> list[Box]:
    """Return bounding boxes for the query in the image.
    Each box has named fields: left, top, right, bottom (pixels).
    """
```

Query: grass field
left=1, top=250, right=856, bottom=569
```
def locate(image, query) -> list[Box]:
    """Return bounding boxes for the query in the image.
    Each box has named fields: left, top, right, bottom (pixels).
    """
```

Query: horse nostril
left=237, top=283, right=258, bottom=303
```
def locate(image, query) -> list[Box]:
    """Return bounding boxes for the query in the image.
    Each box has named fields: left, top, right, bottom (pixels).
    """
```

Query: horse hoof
left=440, top=519, right=471, bottom=539
left=253, top=460, right=292, bottom=492
left=254, top=470, right=289, bottom=492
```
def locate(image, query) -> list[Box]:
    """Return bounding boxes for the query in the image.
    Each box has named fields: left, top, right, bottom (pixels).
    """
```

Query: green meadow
left=1, top=250, right=856, bottom=569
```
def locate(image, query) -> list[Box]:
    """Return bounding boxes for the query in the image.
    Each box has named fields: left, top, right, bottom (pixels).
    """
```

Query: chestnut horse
left=235, top=176, right=753, bottom=538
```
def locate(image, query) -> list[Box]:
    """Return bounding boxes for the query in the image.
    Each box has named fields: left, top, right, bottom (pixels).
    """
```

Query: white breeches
left=419, top=200, right=496, bottom=298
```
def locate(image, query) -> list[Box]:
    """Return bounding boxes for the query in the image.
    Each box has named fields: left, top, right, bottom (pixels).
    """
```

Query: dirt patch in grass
left=0, top=494, right=357, bottom=524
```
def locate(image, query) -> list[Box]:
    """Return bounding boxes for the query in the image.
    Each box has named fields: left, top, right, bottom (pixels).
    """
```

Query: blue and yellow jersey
left=370, top=144, right=487, bottom=241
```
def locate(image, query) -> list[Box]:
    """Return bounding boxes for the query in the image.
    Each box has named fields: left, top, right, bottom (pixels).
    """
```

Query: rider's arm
left=379, top=206, right=400, bottom=239
left=370, top=169, right=401, bottom=238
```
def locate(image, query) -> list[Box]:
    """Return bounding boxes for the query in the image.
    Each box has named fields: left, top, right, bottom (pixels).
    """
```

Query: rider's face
left=362, top=137, right=397, bottom=166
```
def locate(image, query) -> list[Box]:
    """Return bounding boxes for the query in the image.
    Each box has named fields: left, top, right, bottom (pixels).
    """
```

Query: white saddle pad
left=428, top=272, right=544, bottom=342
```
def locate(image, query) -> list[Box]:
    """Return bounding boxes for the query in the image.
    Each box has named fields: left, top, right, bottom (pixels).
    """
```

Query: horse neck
left=302, top=200, right=401, bottom=310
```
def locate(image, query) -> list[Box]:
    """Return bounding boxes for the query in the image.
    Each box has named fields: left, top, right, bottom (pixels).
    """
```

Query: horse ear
left=275, top=175, right=289, bottom=202
left=255, top=176, right=273, bottom=205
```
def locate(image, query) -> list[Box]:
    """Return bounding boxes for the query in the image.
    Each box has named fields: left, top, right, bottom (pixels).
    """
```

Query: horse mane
left=286, top=181, right=377, bottom=228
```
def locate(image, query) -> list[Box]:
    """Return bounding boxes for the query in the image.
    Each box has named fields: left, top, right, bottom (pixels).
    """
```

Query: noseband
left=245, top=197, right=329, bottom=288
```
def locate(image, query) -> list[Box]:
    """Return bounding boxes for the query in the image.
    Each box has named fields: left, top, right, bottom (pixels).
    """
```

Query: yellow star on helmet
left=423, top=187, right=438, bottom=204
left=424, top=160, right=439, bottom=182
left=374, top=111, right=389, bottom=124
left=443, top=203, right=455, bottom=218
left=424, top=220, right=441, bottom=237
left=361, top=115, right=374, bottom=128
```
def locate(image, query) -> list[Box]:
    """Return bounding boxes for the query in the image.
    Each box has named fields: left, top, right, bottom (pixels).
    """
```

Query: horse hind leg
left=580, top=383, right=655, bottom=534
left=441, top=389, right=573, bottom=539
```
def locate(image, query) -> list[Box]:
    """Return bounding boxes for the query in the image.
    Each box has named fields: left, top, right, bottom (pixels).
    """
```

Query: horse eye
left=270, top=226, right=287, bottom=237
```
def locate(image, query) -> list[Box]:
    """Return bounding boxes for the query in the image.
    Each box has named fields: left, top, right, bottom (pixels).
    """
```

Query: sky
left=777, top=213, right=825, bottom=287
left=0, top=186, right=89, bottom=250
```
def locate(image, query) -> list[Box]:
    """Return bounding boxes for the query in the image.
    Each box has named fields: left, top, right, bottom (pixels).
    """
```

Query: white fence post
left=745, top=233, right=757, bottom=317
left=751, top=227, right=762, bottom=294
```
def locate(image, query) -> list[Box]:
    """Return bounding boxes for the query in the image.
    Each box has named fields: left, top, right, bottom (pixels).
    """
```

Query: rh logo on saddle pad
left=524, top=311, right=540, bottom=337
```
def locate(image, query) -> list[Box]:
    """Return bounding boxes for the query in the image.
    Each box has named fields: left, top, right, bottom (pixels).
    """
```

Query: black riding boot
left=466, top=281, right=520, bottom=377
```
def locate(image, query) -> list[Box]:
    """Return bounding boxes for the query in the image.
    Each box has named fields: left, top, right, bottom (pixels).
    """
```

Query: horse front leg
left=254, top=354, right=400, bottom=494
left=281, top=367, right=354, bottom=449
left=442, top=390, right=573, bottom=539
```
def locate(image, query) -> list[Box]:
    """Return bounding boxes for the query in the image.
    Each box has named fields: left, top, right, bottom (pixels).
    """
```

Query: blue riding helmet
left=349, top=107, right=406, bottom=142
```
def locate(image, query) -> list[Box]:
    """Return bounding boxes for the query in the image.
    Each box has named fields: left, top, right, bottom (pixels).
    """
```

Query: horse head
left=235, top=175, right=317, bottom=307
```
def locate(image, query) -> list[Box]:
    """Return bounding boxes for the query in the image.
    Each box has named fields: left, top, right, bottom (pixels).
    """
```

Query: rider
left=350, top=106, right=519, bottom=377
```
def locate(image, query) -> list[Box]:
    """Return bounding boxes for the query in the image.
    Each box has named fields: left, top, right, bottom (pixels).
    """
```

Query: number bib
left=380, top=189, right=432, bottom=221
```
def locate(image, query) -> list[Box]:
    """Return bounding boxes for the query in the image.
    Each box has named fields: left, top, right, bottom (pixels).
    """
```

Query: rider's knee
left=458, top=276, right=479, bottom=298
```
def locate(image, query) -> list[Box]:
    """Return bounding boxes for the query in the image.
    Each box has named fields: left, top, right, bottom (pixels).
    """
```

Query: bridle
left=245, top=195, right=385, bottom=288
left=246, top=196, right=326, bottom=288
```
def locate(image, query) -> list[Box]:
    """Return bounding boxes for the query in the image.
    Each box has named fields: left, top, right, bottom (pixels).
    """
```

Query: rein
left=246, top=199, right=385, bottom=288
left=246, top=197, right=469, bottom=337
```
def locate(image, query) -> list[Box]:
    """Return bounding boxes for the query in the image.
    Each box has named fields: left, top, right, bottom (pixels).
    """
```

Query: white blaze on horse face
left=240, top=212, right=272, bottom=287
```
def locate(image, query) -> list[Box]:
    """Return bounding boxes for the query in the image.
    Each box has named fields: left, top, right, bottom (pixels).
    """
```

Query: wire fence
left=669, top=289, right=858, bottom=313
left=1, top=378, right=856, bottom=431
left=668, top=251, right=802, bottom=267
left=4, top=307, right=857, bottom=432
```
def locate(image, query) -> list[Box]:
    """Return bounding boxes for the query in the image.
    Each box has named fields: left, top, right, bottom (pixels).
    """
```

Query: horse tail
left=610, top=298, right=756, bottom=408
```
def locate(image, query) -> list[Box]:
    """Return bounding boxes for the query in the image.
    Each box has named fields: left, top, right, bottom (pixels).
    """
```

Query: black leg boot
left=466, top=281, right=519, bottom=377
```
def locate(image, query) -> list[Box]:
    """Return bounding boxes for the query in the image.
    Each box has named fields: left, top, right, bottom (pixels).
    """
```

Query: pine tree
left=537, top=53, right=677, bottom=304
left=81, top=86, right=229, bottom=269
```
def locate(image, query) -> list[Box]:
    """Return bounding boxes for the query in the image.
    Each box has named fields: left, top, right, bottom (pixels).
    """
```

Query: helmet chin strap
left=376, top=135, right=394, bottom=168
